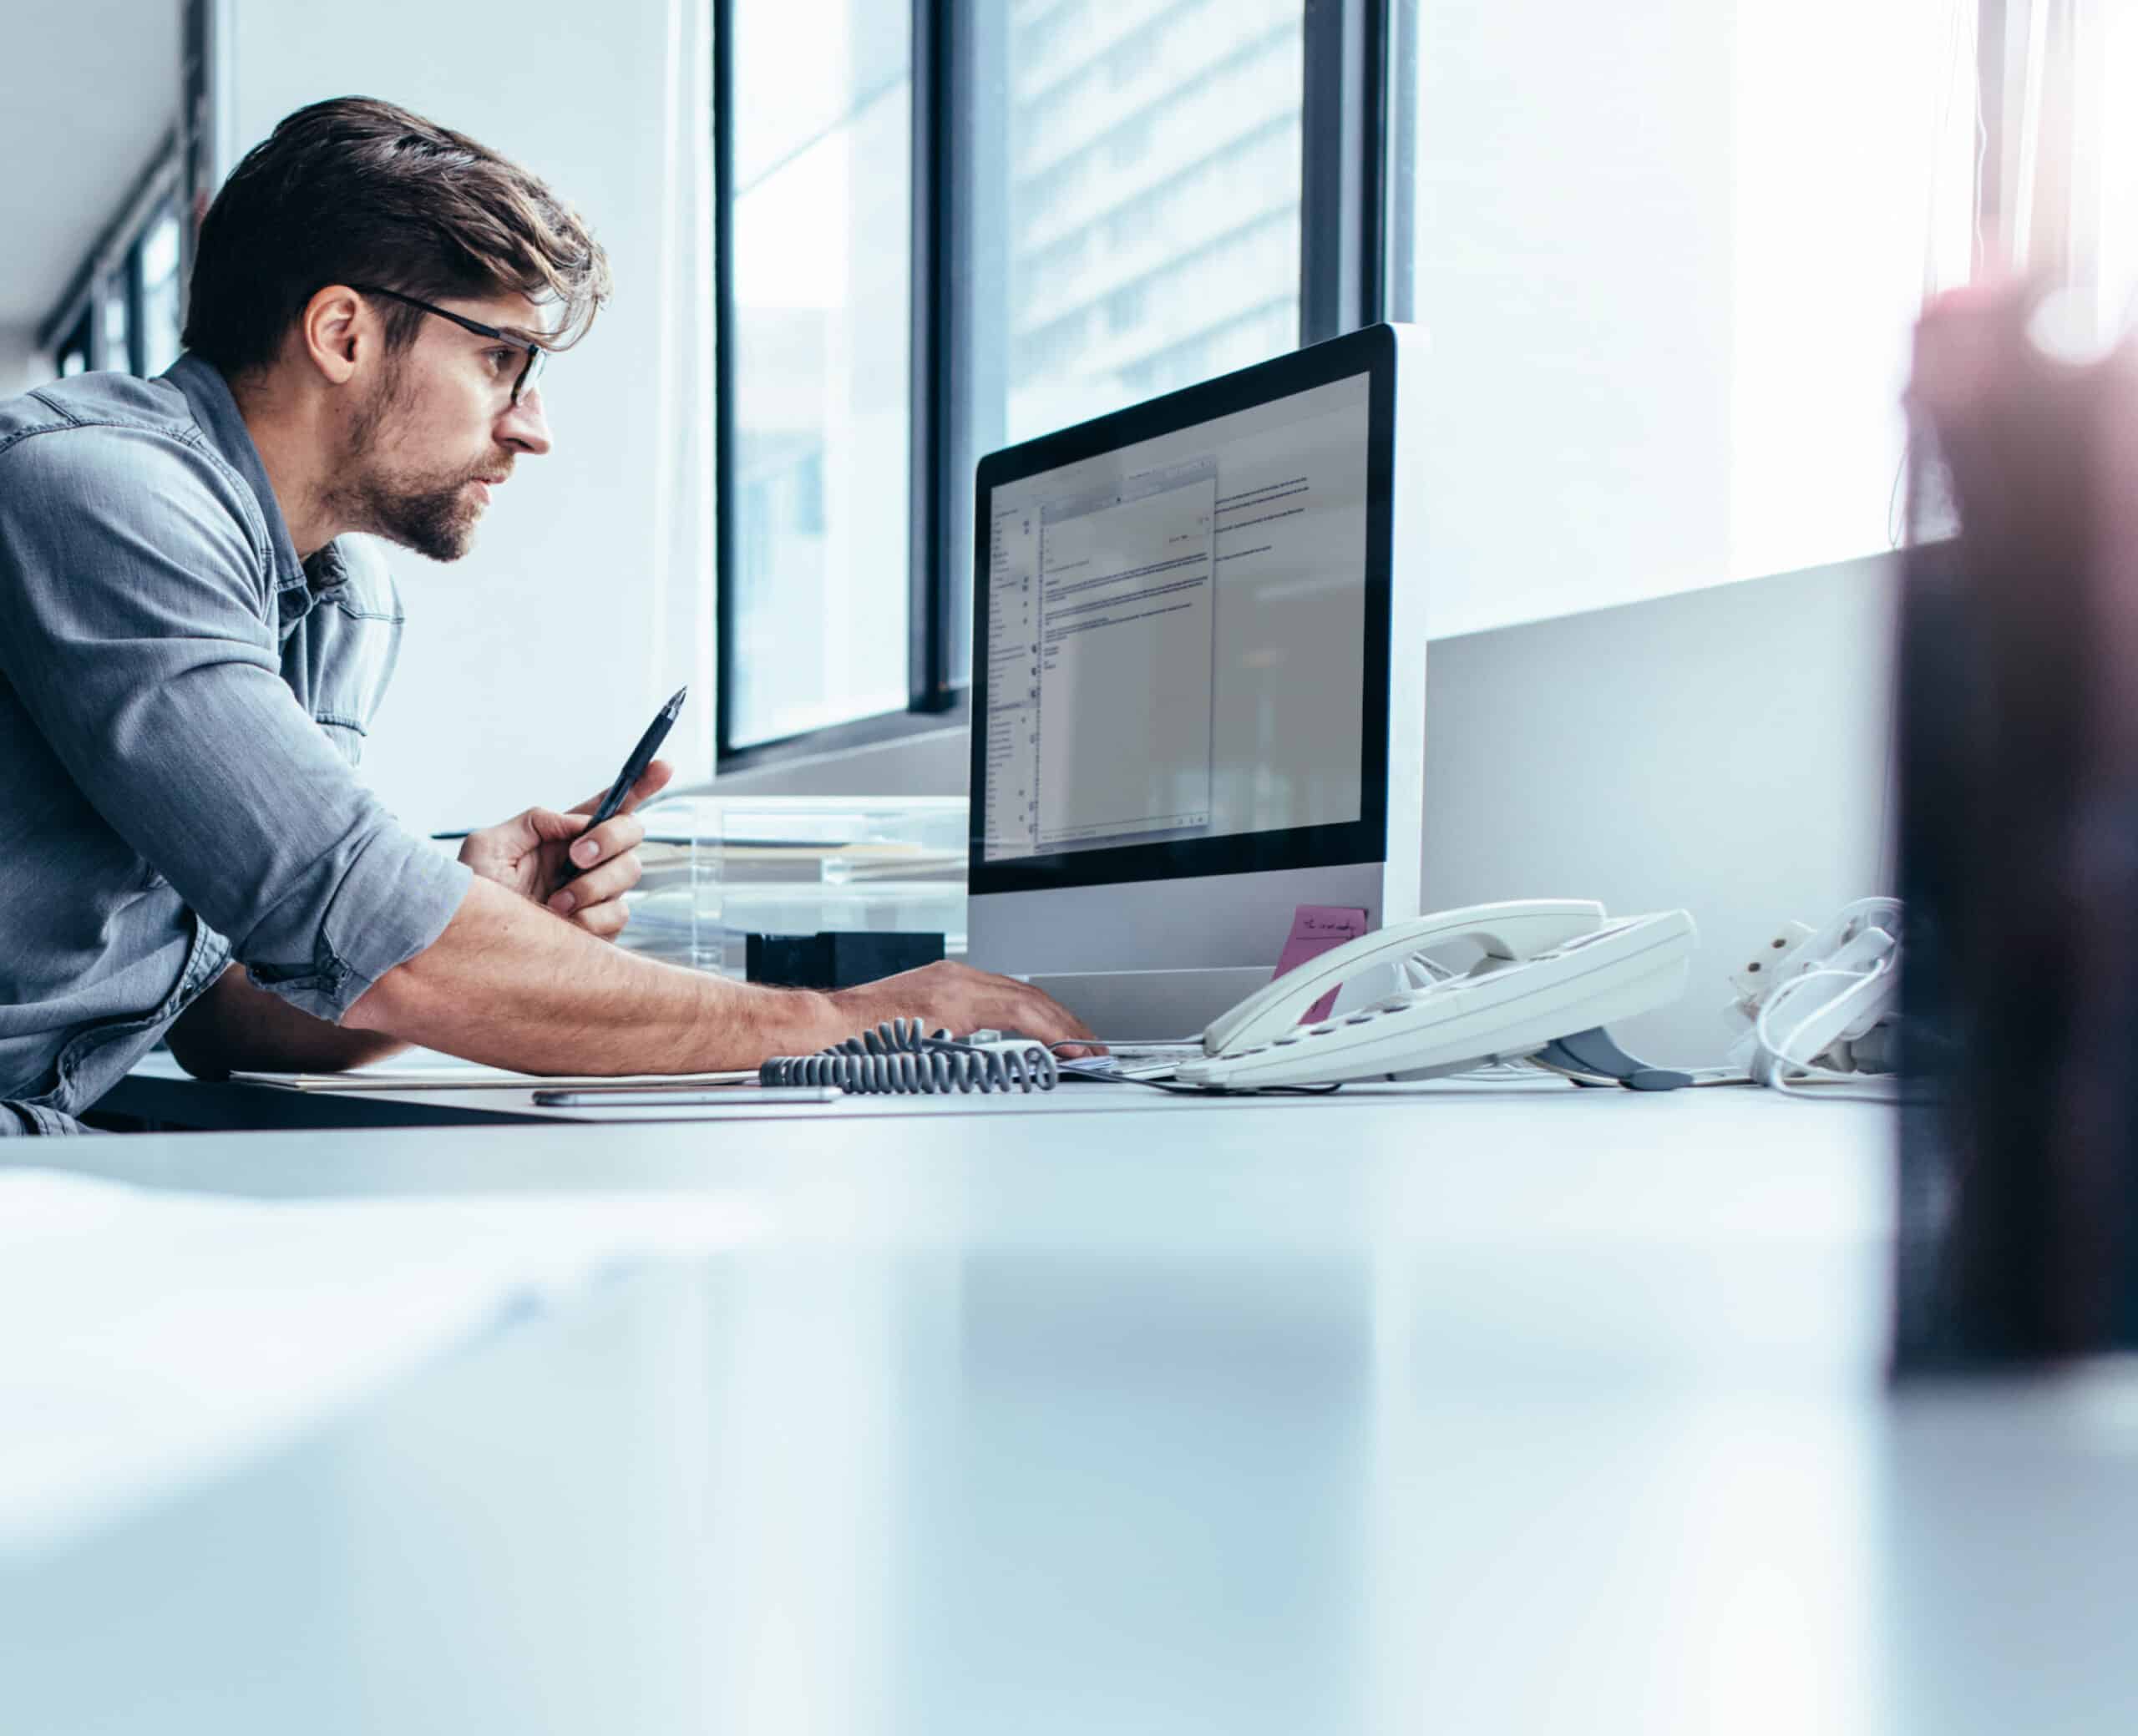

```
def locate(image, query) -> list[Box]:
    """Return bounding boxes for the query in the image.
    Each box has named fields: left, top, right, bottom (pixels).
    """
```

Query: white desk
left=5, top=1093, right=2133, bottom=1733
left=99, top=1047, right=1575, bottom=1130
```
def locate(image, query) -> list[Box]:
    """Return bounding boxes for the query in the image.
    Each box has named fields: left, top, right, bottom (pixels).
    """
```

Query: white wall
left=1401, top=0, right=1970, bottom=639
left=1416, top=554, right=1897, bottom=1065
left=0, top=325, right=44, bottom=397
left=220, top=0, right=715, bottom=836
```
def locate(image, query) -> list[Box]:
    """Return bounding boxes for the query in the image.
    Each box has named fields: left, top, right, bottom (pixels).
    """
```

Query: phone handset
left=1203, top=899, right=1608, bottom=1059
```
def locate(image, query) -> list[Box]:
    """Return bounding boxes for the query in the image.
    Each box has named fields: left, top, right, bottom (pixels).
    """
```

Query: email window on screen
left=1038, top=457, right=1218, bottom=848
left=983, top=372, right=1370, bottom=864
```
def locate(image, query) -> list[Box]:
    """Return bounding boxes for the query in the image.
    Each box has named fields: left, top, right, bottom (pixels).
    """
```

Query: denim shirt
left=0, top=355, right=471, bottom=1131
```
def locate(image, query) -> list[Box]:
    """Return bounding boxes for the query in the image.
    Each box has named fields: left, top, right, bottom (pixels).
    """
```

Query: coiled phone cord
left=761, top=1020, right=1059, bottom=1095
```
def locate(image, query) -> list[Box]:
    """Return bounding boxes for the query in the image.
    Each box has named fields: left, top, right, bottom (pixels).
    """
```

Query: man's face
left=328, top=292, right=553, bottom=563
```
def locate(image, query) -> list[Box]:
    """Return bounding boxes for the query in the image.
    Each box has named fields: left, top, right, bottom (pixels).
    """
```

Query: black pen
left=558, top=685, right=687, bottom=887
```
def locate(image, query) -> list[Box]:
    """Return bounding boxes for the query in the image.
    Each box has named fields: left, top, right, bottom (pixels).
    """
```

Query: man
left=0, top=96, right=1087, bottom=1135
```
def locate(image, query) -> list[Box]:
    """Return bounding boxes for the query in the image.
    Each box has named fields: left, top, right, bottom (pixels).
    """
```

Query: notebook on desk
left=227, top=1047, right=757, bottom=1093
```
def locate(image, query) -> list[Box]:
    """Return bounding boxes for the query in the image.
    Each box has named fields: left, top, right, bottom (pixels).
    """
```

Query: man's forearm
left=343, top=874, right=844, bottom=1072
left=168, top=964, right=411, bottom=1078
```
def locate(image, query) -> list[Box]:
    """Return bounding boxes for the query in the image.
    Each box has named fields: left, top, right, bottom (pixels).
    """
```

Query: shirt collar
left=165, top=353, right=352, bottom=625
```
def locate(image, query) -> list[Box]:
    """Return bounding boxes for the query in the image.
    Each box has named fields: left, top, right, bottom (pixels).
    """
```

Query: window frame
left=37, top=137, right=185, bottom=382
left=712, top=0, right=1395, bottom=773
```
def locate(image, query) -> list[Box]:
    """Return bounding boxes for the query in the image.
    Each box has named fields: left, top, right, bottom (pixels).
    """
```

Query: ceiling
left=0, top=0, right=184, bottom=329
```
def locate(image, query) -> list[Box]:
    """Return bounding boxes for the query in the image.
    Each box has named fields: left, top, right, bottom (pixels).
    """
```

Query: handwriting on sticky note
left=1274, top=905, right=1370, bottom=1023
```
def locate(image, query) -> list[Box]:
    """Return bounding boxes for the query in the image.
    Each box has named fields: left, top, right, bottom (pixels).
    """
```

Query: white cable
left=1735, top=897, right=1904, bottom=1099
left=1751, top=959, right=1902, bottom=1100
left=1824, top=894, right=1905, bottom=935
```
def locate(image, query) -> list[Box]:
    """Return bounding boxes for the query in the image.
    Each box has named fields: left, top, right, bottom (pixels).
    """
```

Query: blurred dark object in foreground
left=1895, top=285, right=2138, bottom=1371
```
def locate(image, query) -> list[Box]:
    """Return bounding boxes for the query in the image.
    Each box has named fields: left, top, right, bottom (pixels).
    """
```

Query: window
left=2085, top=9, right=2138, bottom=338
left=55, top=312, right=90, bottom=378
left=950, top=0, right=1305, bottom=685
left=136, top=200, right=185, bottom=377
left=100, top=283, right=131, bottom=376
left=1388, top=0, right=1980, bottom=637
left=718, top=0, right=1311, bottom=767
left=2009, top=0, right=2138, bottom=357
left=716, top=0, right=1997, bottom=768
left=719, top=0, right=914, bottom=752
left=42, top=150, right=187, bottom=383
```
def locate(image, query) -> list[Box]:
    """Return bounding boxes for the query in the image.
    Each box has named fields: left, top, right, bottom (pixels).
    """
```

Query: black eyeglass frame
left=347, top=283, right=549, bottom=405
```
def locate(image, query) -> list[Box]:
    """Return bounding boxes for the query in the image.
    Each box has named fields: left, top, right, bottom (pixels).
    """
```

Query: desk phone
left=1173, top=900, right=1696, bottom=1091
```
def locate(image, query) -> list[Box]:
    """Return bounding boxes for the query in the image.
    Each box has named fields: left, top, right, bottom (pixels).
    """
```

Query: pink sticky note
left=1273, top=905, right=1370, bottom=1023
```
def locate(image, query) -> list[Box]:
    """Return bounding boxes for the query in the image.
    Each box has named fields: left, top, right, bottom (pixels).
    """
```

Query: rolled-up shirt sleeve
left=0, top=425, right=469, bottom=1022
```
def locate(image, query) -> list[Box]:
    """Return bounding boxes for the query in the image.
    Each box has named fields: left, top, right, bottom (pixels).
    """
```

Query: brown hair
left=182, top=95, right=611, bottom=376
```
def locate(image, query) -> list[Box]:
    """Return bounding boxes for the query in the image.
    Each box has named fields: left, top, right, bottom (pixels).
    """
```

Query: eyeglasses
left=347, top=284, right=549, bottom=406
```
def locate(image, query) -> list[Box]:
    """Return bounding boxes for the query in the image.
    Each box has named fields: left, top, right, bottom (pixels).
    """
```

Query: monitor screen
left=979, top=370, right=1374, bottom=869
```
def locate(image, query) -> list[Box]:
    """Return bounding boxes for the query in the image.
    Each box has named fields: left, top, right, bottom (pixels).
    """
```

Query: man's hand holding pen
left=439, top=684, right=1092, bottom=1056
left=456, top=760, right=675, bottom=941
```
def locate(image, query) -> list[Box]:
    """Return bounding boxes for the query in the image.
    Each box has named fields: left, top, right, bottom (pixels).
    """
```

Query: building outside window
left=955, top=0, right=1304, bottom=685
left=722, top=0, right=1305, bottom=750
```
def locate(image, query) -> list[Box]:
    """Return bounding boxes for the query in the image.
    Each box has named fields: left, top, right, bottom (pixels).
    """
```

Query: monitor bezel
left=966, top=322, right=1396, bottom=899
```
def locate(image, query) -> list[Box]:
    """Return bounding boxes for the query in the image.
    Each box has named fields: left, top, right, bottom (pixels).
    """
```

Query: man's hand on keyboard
left=828, top=961, right=1104, bottom=1058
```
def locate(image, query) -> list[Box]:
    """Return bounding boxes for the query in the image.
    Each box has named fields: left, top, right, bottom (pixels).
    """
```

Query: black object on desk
left=746, top=930, right=945, bottom=990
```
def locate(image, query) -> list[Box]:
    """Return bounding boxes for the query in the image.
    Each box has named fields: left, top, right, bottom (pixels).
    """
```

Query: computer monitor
left=966, top=322, right=1428, bottom=1039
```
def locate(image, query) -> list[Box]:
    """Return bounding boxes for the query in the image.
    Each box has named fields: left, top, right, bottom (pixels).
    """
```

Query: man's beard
left=326, top=367, right=497, bottom=563
left=346, top=468, right=484, bottom=564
